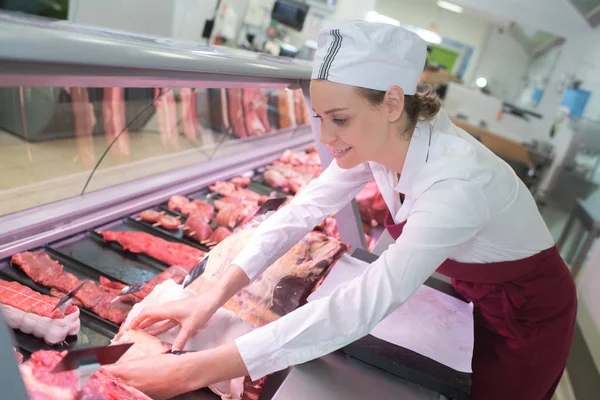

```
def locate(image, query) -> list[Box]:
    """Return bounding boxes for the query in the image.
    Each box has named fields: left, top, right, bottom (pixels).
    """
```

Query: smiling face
left=310, top=80, right=407, bottom=170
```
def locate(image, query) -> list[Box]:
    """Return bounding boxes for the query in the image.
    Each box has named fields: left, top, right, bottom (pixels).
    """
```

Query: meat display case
left=0, top=12, right=464, bottom=400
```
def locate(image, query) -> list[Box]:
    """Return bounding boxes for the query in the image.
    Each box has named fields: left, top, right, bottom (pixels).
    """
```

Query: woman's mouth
left=330, top=146, right=352, bottom=158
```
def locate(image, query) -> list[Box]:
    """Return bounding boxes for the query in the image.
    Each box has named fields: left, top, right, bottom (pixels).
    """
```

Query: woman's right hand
left=124, top=294, right=218, bottom=351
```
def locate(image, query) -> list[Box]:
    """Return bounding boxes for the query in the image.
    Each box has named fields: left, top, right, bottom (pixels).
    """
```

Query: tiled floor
left=541, top=197, right=600, bottom=400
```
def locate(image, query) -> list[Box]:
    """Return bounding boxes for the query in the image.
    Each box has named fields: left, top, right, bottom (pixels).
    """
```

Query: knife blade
left=253, top=197, right=287, bottom=219
left=110, top=281, right=148, bottom=303
left=51, top=343, right=134, bottom=389
left=51, top=342, right=133, bottom=374
left=52, top=281, right=87, bottom=312
left=182, top=254, right=209, bottom=289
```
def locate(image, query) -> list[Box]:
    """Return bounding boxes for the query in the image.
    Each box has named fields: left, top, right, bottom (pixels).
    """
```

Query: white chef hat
left=311, top=20, right=427, bottom=95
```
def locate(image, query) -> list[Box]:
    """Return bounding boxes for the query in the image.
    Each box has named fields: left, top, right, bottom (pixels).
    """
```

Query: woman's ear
left=384, top=86, right=405, bottom=123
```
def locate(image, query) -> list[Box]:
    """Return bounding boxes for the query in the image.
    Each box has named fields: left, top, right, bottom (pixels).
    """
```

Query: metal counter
left=272, top=352, right=441, bottom=400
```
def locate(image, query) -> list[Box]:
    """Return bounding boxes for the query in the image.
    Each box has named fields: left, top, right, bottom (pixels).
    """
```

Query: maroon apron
left=384, top=211, right=577, bottom=400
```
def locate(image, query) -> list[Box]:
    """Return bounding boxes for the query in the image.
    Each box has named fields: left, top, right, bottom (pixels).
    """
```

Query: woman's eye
left=333, top=118, right=348, bottom=126
left=312, top=114, right=322, bottom=120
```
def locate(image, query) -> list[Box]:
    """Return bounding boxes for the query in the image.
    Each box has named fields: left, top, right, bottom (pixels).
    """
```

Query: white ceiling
left=450, top=0, right=593, bottom=38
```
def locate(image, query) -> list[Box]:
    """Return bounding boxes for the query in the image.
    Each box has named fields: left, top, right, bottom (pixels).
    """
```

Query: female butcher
left=105, top=21, right=577, bottom=400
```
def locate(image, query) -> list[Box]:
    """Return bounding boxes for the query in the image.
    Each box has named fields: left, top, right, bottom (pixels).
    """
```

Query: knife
left=253, top=197, right=287, bottom=219
left=110, top=281, right=148, bottom=303
left=182, top=253, right=209, bottom=289
left=51, top=343, right=133, bottom=388
left=52, top=281, right=87, bottom=313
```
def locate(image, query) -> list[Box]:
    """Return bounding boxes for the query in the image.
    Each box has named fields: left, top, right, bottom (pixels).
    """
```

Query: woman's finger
left=126, top=307, right=167, bottom=330
left=146, top=320, right=178, bottom=336
left=137, top=316, right=170, bottom=330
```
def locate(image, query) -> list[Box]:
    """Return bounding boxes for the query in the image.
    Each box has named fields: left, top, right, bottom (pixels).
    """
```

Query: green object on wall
left=427, top=45, right=459, bottom=72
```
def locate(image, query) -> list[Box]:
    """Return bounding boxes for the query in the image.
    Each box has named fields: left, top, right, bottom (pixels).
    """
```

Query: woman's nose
left=319, top=127, right=336, bottom=144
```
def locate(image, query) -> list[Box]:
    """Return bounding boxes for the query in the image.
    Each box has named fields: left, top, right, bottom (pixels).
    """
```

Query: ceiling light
left=414, top=28, right=442, bottom=44
left=476, top=77, right=488, bottom=88
left=365, top=11, right=400, bottom=26
left=437, top=1, right=463, bottom=14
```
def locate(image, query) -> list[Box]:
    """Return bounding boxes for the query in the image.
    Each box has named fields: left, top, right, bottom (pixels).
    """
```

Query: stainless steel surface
left=0, top=313, right=29, bottom=400
left=0, top=132, right=313, bottom=258
left=301, top=82, right=367, bottom=251
left=557, top=194, right=600, bottom=276
left=0, top=13, right=311, bottom=87
left=272, top=353, right=439, bottom=400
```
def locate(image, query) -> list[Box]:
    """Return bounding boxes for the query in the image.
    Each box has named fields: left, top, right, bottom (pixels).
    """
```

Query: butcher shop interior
left=2, top=0, right=600, bottom=399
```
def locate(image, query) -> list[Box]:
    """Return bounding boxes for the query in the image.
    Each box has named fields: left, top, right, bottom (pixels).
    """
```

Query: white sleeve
left=231, top=160, right=373, bottom=281
left=235, top=179, right=490, bottom=380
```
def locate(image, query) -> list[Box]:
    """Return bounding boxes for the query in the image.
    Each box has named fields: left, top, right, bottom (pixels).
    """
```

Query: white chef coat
left=232, top=109, right=555, bottom=380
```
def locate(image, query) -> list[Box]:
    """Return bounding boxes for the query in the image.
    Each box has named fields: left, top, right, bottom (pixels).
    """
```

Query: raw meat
left=179, top=88, right=198, bottom=144
left=19, top=350, right=79, bottom=400
left=181, top=199, right=215, bottom=219
left=263, top=169, right=287, bottom=189
left=215, top=203, right=259, bottom=230
left=158, top=214, right=180, bottom=230
left=67, top=87, right=96, bottom=169
left=273, top=150, right=322, bottom=179
left=231, top=176, right=251, bottom=187
left=154, top=88, right=179, bottom=150
left=99, top=231, right=205, bottom=270
left=112, top=329, right=171, bottom=364
left=322, top=216, right=340, bottom=239
left=293, top=89, right=305, bottom=125
left=168, top=195, right=190, bottom=212
left=214, top=196, right=257, bottom=211
left=11, top=252, right=134, bottom=324
left=254, top=90, right=271, bottom=134
left=208, top=227, right=232, bottom=245
left=265, top=165, right=311, bottom=194
left=139, top=210, right=162, bottom=224
left=208, top=88, right=231, bottom=133
left=102, top=87, right=131, bottom=157
left=187, top=228, right=348, bottom=327
left=77, top=369, right=153, bottom=400
left=356, top=180, right=387, bottom=226
left=99, top=265, right=188, bottom=303
left=0, top=280, right=80, bottom=344
left=120, top=281, right=258, bottom=400
left=183, top=213, right=213, bottom=243
left=242, top=88, right=267, bottom=136
left=228, top=89, right=247, bottom=138
left=19, top=350, right=152, bottom=400
left=209, top=181, right=265, bottom=204
left=276, top=89, right=294, bottom=129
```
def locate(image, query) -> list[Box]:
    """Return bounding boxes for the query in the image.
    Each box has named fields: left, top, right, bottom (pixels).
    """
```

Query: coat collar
left=396, top=120, right=432, bottom=198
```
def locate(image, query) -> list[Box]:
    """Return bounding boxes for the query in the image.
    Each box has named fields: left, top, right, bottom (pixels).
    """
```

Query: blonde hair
left=356, top=85, right=441, bottom=134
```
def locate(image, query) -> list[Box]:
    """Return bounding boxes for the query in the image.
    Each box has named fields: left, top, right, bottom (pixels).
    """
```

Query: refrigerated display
left=0, top=12, right=467, bottom=400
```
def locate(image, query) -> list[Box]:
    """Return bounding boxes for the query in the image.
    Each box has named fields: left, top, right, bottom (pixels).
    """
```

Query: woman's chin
left=335, top=156, right=362, bottom=169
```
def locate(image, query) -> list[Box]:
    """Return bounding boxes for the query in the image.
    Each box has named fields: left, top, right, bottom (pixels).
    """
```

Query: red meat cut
left=100, top=231, right=205, bottom=270
left=183, top=213, right=213, bottom=243
left=19, top=350, right=151, bottom=400
left=11, top=252, right=133, bottom=324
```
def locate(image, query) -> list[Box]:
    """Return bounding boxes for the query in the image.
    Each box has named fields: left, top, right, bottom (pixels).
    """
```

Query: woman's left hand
left=102, top=353, right=197, bottom=400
